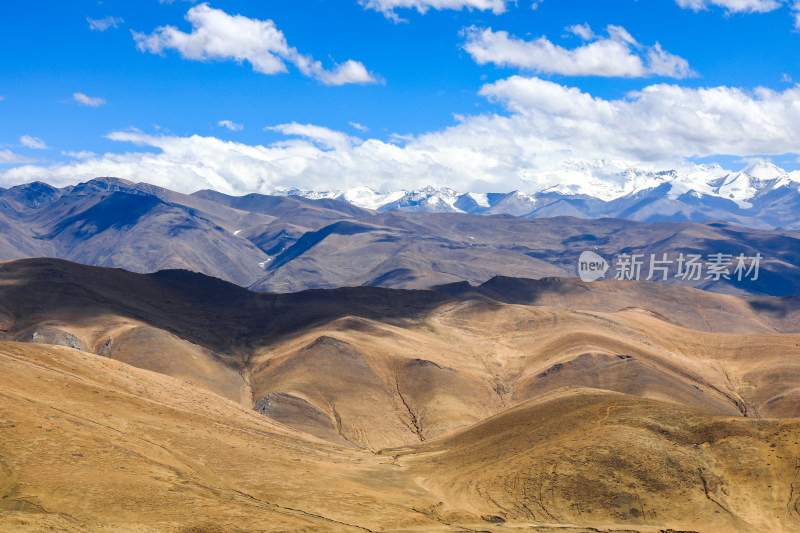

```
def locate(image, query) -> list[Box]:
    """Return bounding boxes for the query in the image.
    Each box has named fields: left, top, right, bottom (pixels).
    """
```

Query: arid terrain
left=3, top=178, right=800, bottom=297
left=3, top=258, right=800, bottom=531
left=7, top=0, right=800, bottom=529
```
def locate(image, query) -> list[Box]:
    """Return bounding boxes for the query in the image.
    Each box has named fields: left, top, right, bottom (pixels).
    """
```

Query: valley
left=2, top=259, right=800, bottom=531
left=2, top=178, right=800, bottom=296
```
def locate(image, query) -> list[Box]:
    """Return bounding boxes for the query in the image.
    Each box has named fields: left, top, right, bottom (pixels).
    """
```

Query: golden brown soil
left=3, top=259, right=800, bottom=531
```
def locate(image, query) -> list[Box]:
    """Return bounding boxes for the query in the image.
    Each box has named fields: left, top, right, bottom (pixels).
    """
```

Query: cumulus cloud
left=675, top=0, right=800, bottom=27
left=265, top=122, right=362, bottom=150
left=62, top=150, right=98, bottom=159
left=566, top=23, right=596, bottom=40
left=133, top=3, right=378, bottom=85
left=87, top=16, right=124, bottom=31
left=349, top=121, right=369, bottom=132
left=0, top=150, right=36, bottom=164
left=73, top=92, right=107, bottom=106
left=4, top=78, right=800, bottom=196
left=479, top=76, right=800, bottom=159
left=793, top=0, right=800, bottom=27
left=463, top=25, right=694, bottom=78
left=20, top=135, right=48, bottom=149
left=675, top=0, right=782, bottom=13
left=360, top=0, right=510, bottom=21
left=218, top=120, right=243, bottom=131
left=647, top=43, right=694, bottom=78
left=315, top=60, right=378, bottom=86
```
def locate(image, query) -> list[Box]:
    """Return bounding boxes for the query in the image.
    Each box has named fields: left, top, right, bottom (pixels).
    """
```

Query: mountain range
left=3, top=258, right=800, bottom=531
left=1, top=175, right=799, bottom=297
left=283, top=160, right=800, bottom=230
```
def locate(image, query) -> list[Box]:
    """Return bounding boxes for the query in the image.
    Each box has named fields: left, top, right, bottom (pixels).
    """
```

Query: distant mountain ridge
left=278, top=160, right=800, bottom=230
left=2, top=175, right=800, bottom=297
left=7, top=257, right=800, bottom=531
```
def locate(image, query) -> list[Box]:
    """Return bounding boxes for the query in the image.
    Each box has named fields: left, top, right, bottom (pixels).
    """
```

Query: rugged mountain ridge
left=283, top=160, right=800, bottom=229
left=5, top=258, right=800, bottom=531
left=2, top=176, right=800, bottom=296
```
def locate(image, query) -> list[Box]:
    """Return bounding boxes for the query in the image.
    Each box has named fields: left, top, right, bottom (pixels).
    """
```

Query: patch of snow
left=467, top=192, right=490, bottom=207
left=743, top=160, right=786, bottom=181
left=715, top=172, right=756, bottom=208
left=266, top=159, right=799, bottom=214
left=338, top=186, right=405, bottom=210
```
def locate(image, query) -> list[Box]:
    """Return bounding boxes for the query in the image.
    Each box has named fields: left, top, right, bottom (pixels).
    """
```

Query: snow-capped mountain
left=275, top=161, right=800, bottom=230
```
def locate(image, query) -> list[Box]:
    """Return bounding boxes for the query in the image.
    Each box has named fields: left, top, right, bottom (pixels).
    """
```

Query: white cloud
left=566, top=23, right=596, bottom=40
left=676, top=0, right=800, bottom=28
left=463, top=25, right=694, bottom=78
left=20, top=135, right=48, bottom=150
left=646, top=43, right=694, bottom=78
left=675, top=0, right=782, bottom=13
left=73, top=92, right=107, bottom=107
left=360, top=0, right=510, bottom=21
left=315, top=60, right=378, bottom=86
left=218, top=120, right=243, bottom=131
left=87, top=16, right=124, bottom=31
left=793, top=0, right=800, bottom=27
left=479, top=76, right=800, bottom=160
left=62, top=150, right=97, bottom=159
left=265, top=122, right=362, bottom=150
left=0, top=150, right=36, bottom=164
left=349, top=121, right=369, bottom=132
left=133, top=3, right=378, bottom=86
left=5, top=78, right=800, bottom=196
left=0, top=96, right=5, bottom=101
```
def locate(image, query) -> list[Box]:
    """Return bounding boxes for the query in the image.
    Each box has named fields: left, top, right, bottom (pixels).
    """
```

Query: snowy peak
left=467, top=192, right=490, bottom=208
left=715, top=172, right=758, bottom=208
left=271, top=161, right=800, bottom=229
left=336, top=186, right=406, bottom=210
left=743, top=160, right=787, bottom=181
left=522, top=162, right=675, bottom=201
left=274, top=187, right=339, bottom=201
left=379, top=186, right=463, bottom=213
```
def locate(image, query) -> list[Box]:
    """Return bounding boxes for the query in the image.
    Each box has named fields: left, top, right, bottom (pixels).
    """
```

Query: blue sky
left=2, top=0, right=800, bottom=194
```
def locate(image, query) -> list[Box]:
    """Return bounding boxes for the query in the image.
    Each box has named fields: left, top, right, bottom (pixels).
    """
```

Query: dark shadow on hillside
left=0, top=258, right=452, bottom=360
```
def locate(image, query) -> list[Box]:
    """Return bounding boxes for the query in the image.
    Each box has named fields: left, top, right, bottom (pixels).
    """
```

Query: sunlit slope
left=5, top=259, right=800, bottom=451
left=0, top=342, right=444, bottom=532
left=400, top=388, right=800, bottom=533
left=250, top=299, right=800, bottom=448
left=3, top=341, right=800, bottom=532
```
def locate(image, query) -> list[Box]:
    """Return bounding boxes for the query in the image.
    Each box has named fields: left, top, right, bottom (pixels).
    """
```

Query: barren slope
left=247, top=297, right=800, bottom=449
left=3, top=342, right=800, bottom=532
left=0, top=342, right=444, bottom=532
left=4, top=259, right=800, bottom=530
left=401, top=388, right=800, bottom=532
left=5, top=258, right=800, bottom=450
